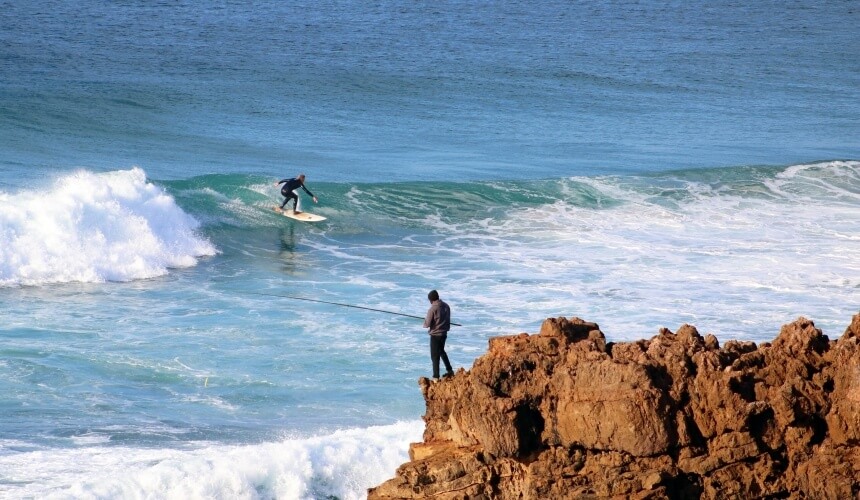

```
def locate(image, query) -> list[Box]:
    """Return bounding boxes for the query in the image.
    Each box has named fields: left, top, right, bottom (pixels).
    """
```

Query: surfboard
left=273, top=206, right=327, bottom=222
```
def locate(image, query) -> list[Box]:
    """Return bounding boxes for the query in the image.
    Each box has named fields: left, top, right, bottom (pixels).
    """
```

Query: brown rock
left=552, top=359, right=674, bottom=456
left=842, top=312, right=860, bottom=339
left=369, top=314, right=860, bottom=499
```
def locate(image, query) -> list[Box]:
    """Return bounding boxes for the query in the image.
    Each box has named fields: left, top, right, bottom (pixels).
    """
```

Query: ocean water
left=1, top=1, right=859, bottom=498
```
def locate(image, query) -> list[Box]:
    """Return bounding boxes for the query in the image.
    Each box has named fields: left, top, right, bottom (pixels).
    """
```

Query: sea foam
left=0, top=168, right=217, bottom=286
left=0, top=421, right=422, bottom=500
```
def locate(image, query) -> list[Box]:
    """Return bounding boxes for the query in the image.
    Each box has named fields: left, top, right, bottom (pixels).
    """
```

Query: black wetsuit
left=277, top=178, right=315, bottom=209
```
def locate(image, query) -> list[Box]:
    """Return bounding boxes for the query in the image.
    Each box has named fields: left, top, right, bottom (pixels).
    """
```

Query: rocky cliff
left=369, top=314, right=860, bottom=499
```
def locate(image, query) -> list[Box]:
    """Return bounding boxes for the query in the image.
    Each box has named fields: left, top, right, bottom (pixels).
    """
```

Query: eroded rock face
left=369, top=314, right=860, bottom=499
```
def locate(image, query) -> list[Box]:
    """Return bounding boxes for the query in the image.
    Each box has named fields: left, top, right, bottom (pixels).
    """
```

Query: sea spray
left=0, top=168, right=217, bottom=286
left=0, top=421, right=423, bottom=499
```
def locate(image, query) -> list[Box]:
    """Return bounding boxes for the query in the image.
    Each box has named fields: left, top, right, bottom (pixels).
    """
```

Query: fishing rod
left=246, top=291, right=463, bottom=326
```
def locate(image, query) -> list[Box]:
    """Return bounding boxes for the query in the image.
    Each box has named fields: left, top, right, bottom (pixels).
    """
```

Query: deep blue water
left=3, top=0, right=858, bottom=184
left=1, top=1, right=858, bottom=498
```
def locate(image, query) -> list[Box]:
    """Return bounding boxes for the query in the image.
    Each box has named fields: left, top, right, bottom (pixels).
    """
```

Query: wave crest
left=0, top=168, right=217, bottom=286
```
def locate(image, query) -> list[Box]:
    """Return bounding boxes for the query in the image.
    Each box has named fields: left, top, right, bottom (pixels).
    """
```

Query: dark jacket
left=424, top=299, right=451, bottom=336
left=278, top=178, right=314, bottom=197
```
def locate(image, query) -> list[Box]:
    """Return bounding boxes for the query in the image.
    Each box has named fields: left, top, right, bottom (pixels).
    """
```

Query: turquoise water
left=1, top=1, right=859, bottom=498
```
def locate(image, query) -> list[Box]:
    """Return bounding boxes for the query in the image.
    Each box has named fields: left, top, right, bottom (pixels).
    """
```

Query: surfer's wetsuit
left=277, top=178, right=315, bottom=210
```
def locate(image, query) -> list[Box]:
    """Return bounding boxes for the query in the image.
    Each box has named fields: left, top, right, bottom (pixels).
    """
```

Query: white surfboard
left=273, top=206, right=327, bottom=222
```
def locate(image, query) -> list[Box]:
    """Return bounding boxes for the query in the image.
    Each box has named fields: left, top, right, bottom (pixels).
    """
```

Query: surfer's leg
left=293, top=189, right=302, bottom=212
left=281, top=190, right=298, bottom=209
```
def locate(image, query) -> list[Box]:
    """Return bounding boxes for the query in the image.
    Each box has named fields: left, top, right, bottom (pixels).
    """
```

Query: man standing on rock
left=424, top=290, right=454, bottom=380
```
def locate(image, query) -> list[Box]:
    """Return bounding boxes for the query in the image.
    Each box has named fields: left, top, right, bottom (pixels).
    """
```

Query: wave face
left=5, top=160, right=848, bottom=339
left=0, top=168, right=217, bottom=286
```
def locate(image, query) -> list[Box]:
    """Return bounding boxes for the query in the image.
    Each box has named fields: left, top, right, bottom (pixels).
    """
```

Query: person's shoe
left=431, top=377, right=440, bottom=383
left=444, top=371, right=454, bottom=378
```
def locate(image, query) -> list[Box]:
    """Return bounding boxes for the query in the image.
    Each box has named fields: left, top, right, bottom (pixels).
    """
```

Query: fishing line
left=245, top=291, right=463, bottom=326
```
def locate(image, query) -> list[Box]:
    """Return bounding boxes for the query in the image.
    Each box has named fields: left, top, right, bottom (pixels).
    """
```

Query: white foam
left=769, top=161, right=860, bottom=203
left=0, top=168, right=217, bottom=286
left=382, top=162, right=860, bottom=341
left=0, top=420, right=423, bottom=500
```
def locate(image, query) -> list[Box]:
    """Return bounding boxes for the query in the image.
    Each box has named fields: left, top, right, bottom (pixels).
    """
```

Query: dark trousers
left=430, top=333, right=453, bottom=378
left=280, top=189, right=298, bottom=209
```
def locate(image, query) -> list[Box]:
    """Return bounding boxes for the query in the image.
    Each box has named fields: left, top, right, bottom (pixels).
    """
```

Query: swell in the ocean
left=0, top=161, right=860, bottom=314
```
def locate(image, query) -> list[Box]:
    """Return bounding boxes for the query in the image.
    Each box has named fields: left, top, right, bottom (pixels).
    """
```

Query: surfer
left=275, top=174, right=318, bottom=212
left=424, top=290, right=454, bottom=380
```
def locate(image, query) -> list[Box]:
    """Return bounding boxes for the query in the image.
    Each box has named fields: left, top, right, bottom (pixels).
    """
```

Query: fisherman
left=424, top=289, right=454, bottom=380
left=275, top=174, right=318, bottom=212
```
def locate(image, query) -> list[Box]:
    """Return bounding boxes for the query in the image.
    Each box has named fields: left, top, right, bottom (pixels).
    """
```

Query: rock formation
left=369, top=313, right=860, bottom=499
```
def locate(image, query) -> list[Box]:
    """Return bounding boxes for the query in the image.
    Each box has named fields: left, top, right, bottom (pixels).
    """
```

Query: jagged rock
left=369, top=313, right=860, bottom=499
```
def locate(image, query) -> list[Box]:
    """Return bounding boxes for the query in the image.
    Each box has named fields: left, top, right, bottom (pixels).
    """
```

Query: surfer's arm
left=301, top=184, right=318, bottom=202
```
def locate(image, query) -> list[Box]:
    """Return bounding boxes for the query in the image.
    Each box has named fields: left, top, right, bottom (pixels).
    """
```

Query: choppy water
left=1, top=1, right=858, bottom=498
